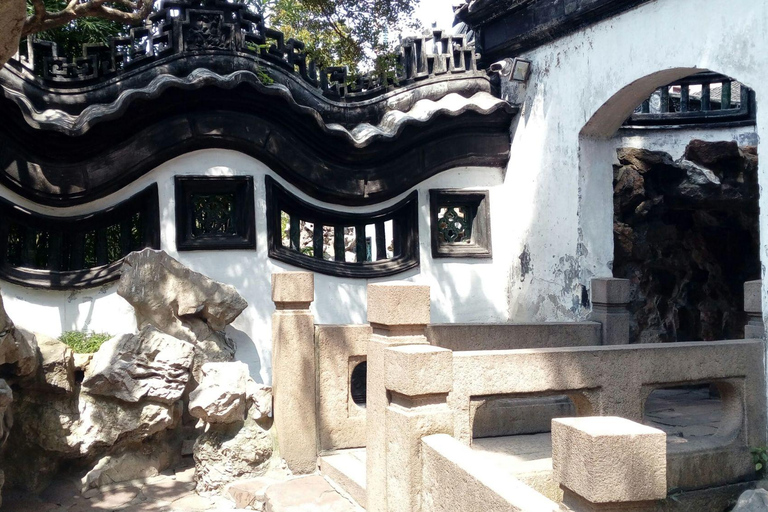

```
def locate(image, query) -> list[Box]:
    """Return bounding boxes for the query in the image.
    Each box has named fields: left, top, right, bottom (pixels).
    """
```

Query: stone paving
left=4, top=459, right=361, bottom=512
left=643, top=386, right=723, bottom=440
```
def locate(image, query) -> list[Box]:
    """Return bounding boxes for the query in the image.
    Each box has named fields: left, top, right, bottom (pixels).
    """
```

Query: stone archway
left=577, top=68, right=759, bottom=343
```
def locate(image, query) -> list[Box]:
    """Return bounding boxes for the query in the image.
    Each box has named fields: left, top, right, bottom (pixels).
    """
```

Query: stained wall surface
left=501, top=0, right=767, bottom=324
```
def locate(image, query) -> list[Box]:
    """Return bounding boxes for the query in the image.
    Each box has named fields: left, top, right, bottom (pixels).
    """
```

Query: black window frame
left=0, top=184, right=160, bottom=289
left=175, top=176, right=256, bottom=251
left=266, top=176, right=419, bottom=278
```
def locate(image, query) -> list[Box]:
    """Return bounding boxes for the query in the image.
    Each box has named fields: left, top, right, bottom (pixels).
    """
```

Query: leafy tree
left=258, top=0, right=419, bottom=71
left=23, top=0, right=151, bottom=56
left=23, top=0, right=139, bottom=58
left=21, top=0, right=419, bottom=73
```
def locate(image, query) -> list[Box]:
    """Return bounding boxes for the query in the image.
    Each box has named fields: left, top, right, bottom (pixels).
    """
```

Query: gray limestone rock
left=0, top=380, right=12, bottom=446
left=16, top=390, right=181, bottom=457
left=80, top=436, right=178, bottom=492
left=117, top=249, right=247, bottom=344
left=29, top=334, right=75, bottom=394
left=193, top=417, right=273, bottom=493
left=191, top=331, right=237, bottom=383
left=732, top=489, right=768, bottom=512
left=0, top=316, right=39, bottom=379
left=246, top=379, right=273, bottom=422
left=189, top=362, right=249, bottom=424
left=82, top=326, right=195, bottom=405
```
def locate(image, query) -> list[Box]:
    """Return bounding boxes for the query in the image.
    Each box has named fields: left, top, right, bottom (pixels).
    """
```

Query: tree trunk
left=0, top=0, right=26, bottom=69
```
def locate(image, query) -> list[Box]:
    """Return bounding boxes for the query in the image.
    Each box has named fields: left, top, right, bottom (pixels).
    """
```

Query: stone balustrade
left=270, top=273, right=767, bottom=509
left=271, top=272, right=317, bottom=474
left=426, top=321, right=601, bottom=351
left=450, top=339, right=764, bottom=490
left=588, top=277, right=631, bottom=345
left=366, top=282, right=432, bottom=512
left=744, top=279, right=764, bottom=338
left=421, top=434, right=560, bottom=512
left=382, top=345, right=454, bottom=512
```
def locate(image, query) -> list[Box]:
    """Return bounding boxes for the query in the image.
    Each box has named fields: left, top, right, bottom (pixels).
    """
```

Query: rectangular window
left=429, top=189, right=492, bottom=258
left=175, top=176, right=255, bottom=251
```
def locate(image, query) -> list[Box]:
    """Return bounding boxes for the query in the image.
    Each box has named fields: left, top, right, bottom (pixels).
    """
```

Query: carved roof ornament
left=11, top=0, right=480, bottom=95
left=0, top=0, right=518, bottom=207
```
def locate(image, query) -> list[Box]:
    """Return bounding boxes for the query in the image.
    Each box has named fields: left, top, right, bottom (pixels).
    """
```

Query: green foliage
left=59, top=330, right=112, bottom=354
left=751, top=446, right=768, bottom=476
left=248, top=0, right=418, bottom=71
left=25, top=0, right=418, bottom=78
left=26, top=0, right=133, bottom=57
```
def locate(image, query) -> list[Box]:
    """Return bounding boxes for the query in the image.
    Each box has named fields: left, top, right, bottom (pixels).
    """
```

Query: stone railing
left=270, top=272, right=767, bottom=509
left=13, top=0, right=479, bottom=100
left=421, top=416, right=670, bottom=512
left=363, top=280, right=766, bottom=511
left=426, top=321, right=601, bottom=350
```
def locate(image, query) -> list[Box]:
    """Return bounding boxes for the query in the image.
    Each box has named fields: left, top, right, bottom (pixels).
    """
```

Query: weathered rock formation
left=613, top=140, right=759, bottom=343
left=0, top=250, right=262, bottom=500
left=83, top=326, right=196, bottom=404
left=189, top=360, right=274, bottom=493
left=189, top=362, right=249, bottom=424
left=733, top=489, right=768, bottom=512
left=118, top=249, right=244, bottom=383
left=193, top=386, right=274, bottom=493
left=118, top=249, right=247, bottom=344
left=0, top=296, right=39, bottom=381
left=0, top=0, right=24, bottom=69
left=33, top=334, right=76, bottom=394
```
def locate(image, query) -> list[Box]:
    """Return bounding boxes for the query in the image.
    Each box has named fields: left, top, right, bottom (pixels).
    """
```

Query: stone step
left=264, top=475, right=362, bottom=511
left=319, top=449, right=367, bottom=509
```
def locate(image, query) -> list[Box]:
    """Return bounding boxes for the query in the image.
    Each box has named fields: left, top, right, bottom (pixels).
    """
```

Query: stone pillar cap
left=367, top=282, right=430, bottom=326
left=744, top=280, right=762, bottom=313
left=591, top=278, right=630, bottom=304
left=271, top=272, right=314, bottom=304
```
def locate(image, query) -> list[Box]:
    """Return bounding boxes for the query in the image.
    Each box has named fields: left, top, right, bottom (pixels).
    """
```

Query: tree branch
left=22, top=0, right=153, bottom=38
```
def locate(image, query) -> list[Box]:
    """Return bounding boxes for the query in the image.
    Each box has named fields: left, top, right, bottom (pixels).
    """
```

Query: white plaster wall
left=0, top=150, right=513, bottom=383
left=499, top=0, right=767, bottom=324
left=2, top=0, right=766, bottom=383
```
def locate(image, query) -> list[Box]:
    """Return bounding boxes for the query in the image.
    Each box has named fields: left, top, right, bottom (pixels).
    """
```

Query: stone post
left=271, top=272, right=317, bottom=474
left=744, top=280, right=764, bottom=339
left=384, top=345, right=453, bottom=512
left=552, top=417, right=666, bottom=512
left=589, top=278, right=631, bottom=345
left=366, top=283, right=431, bottom=512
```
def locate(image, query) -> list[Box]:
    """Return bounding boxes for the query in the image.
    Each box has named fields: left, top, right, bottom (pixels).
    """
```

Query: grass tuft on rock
left=58, top=331, right=112, bottom=354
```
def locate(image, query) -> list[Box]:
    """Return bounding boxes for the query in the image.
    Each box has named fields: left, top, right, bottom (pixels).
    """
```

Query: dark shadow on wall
left=612, top=141, right=760, bottom=343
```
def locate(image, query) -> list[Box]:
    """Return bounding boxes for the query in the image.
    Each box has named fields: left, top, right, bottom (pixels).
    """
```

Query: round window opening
left=351, top=361, right=367, bottom=407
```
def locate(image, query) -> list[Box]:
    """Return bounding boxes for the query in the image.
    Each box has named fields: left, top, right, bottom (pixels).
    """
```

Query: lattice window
left=266, top=177, right=418, bottom=278
left=437, top=206, right=472, bottom=244
left=430, top=190, right=492, bottom=258
left=175, top=176, right=255, bottom=251
left=191, top=193, right=237, bottom=236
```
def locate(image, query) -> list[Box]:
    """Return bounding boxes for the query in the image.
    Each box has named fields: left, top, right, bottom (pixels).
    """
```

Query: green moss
left=58, top=331, right=112, bottom=354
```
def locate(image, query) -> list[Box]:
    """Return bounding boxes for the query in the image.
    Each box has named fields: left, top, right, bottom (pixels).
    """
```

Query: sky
left=415, top=0, right=456, bottom=31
